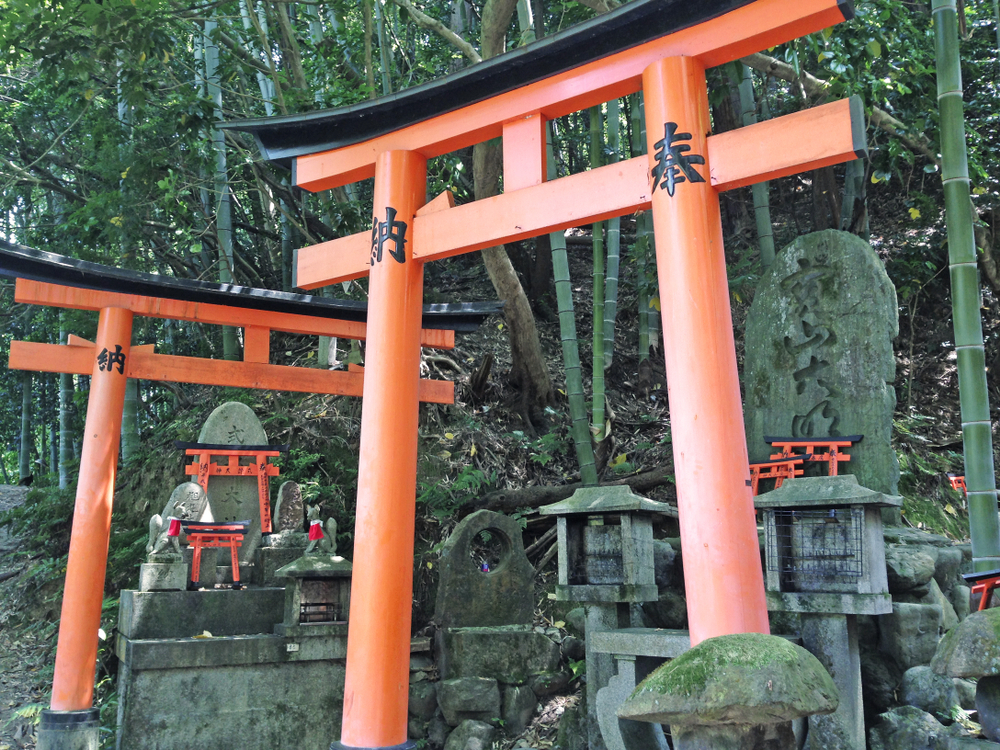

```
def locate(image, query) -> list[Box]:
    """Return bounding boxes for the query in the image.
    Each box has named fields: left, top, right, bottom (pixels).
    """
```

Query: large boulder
left=880, top=603, right=943, bottom=670
left=867, top=706, right=979, bottom=750
left=501, top=685, right=537, bottom=735
left=861, top=651, right=903, bottom=718
left=443, top=720, right=495, bottom=750
left=932, top=608, right=1000, bottom=680
left=886, top=545, right=938, bottom=594
left=438, top=678, right=500, bottom=727
left=935, top=548, right=965, bottom=594
left=900, top=666, right=961, bottom=723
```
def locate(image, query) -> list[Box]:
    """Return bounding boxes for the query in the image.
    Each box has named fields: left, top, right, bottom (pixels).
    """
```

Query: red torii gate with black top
left=1, top=240, right=499, bottom=747
left=228, top=0, right=865, bottom=747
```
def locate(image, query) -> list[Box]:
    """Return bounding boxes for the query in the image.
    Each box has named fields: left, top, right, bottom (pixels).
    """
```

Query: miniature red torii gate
left=231, top=0, right=865, bottom=747
left=1, top=242, right=500, bottom=743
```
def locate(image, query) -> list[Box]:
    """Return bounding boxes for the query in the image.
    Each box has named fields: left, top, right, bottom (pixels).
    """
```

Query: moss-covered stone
left=932, top=608, right=1000, bottom=678
left=618, top=632, right=838, bottom=726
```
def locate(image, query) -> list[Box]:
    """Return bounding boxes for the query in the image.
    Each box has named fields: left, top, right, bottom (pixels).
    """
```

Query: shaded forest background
left=1, top=0, right=1000, bottom=739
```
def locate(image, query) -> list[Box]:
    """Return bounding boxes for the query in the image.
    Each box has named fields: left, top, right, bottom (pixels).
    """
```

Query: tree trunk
left=204, top=17, right=239, bottom=360
left=934, top=0, right=1000, bottom=570
left=474, top=0, right=553, bottom=426
left=59, top=329, right=74, bottom=490
left=19, top=372, right=31, bottom=482
left=463, top=465, right=676, bottom=516
left=121, top=377, right=139, bottom=463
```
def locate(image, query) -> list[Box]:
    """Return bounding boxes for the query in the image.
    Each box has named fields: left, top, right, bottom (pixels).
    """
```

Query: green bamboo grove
left=932, top=0, right=1000, bottom=570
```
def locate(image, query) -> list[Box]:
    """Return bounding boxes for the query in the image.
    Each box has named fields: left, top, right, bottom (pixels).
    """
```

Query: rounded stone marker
left=618, top=633, right=838, bottom=749
left=931, top=607, right=1000, bottom=741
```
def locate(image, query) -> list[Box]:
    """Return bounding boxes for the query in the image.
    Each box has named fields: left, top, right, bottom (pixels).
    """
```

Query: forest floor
left=0, top=485, right=42, bottom=750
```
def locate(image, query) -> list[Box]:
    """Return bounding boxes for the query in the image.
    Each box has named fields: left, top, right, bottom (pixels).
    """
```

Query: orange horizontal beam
left=14, top=279, right=454, bottom=350
left=709, top=97, right=864, bottom=191
left=296, top=98, right=862, bottom=287
left=9, top=341, right=454, bottom=404
left=295, top=0, right=848, bottom=192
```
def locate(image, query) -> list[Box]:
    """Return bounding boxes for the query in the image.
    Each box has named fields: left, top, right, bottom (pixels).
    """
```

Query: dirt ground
left=0, top=484, right=42, bottom=750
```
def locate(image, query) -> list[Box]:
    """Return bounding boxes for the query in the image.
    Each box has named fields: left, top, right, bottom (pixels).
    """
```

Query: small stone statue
left=304, top=504, right=337, bottom=556
left=146, top=483, right=208, bottom=558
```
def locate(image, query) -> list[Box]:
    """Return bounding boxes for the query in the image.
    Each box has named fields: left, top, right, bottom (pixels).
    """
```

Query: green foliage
left=511, top=429, right=567, bottom=467
left=0, top=486, right=75, bottom=556
left=895, top=414, right=968, bottom=539
left=417, top=465, right=495, bottom=521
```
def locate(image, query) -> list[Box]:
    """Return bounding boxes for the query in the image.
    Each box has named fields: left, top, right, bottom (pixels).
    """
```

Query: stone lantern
left=756, top=474, right=900, bottom=750
left=540, top=484, right=676, bottom=750
left=540, top=485, right=672, bottom=604
left=274, top=555, right=353, bottom=637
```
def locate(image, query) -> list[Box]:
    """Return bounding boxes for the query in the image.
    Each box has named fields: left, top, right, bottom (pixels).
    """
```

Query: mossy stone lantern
left=274, top=554, right=353, bottom=637
left=755, top=475, right=899, bottom=615
left=755, top=474, right=900, bottom=750
left=540, top=485, right=674, bottom=604
left=540, top=484, right=676, bottom=750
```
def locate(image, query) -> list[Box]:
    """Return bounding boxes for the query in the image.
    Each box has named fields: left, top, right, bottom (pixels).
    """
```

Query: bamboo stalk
left=631, top=94, right=650, bottom=361
left=603, top=97, right=622, bottom=370
left=933, top=0, right=1000, bottom=571
left=590, top=105, right=606, bottom=439
left=729, top=64, right=775, bottom=266
left=549, top=124, right=598, bottom=486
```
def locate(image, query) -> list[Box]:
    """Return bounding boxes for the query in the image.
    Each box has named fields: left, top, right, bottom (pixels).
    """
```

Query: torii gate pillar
left=643, top=56, right=769, bottom=644
left=336, top=150, right=427, bottom=750
left=39, top=306, right=133, bottom=750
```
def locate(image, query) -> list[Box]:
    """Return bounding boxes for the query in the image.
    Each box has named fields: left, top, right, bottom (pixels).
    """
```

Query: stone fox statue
left=304, top=504, right=338, bottom=555
left=146, top=482, right=209, bottom=557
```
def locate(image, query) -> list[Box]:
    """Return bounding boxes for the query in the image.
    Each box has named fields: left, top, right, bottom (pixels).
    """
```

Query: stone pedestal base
left=801, top=613, right=863, bottom=750
left=139, top=561, right=188, bottom=591
left=36, top=709, right=99, bottom=750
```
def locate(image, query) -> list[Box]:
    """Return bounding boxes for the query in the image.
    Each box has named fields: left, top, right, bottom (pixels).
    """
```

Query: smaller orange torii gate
left=229, top=0, right=866, bottom=747
left=1, top=241, right=499, bottom=741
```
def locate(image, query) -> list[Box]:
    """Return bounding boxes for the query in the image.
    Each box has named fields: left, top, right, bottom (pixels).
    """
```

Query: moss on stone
left=618, top=632, right=839, bottom=727
left=632, top=633, right=800, bottom=698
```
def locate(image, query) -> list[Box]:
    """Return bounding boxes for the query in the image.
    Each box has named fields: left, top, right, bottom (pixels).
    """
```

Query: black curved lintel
left=224, top=0, right=766, bottom=167
left=0, top=239, right=501, bottom=332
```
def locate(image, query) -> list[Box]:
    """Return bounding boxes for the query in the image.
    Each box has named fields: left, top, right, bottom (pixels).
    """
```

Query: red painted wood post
left=337, top=150, right=427, bottom=749
left=49, top=306, right=134, bottom=710
left=642, top=55, right=770, bottom=646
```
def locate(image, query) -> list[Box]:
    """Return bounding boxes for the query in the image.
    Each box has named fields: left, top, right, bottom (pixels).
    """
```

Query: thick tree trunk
left=463, top=466, right=675, bottom=516
left=474, top=0, right=554, bottom=426
left=19, top=372, right=31, bottom=482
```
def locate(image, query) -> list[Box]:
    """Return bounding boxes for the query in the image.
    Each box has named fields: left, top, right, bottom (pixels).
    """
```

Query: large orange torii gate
left=1, top=240, right=499, bottom=747
left=228, top=0, right=865, bottom=747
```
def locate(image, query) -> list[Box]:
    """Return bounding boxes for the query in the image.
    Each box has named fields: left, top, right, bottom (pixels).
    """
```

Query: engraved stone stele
left=197, top=401, right=268, bottom=564
left=274, top=481, right=305, bottom=533
left=744, top=229, right=899, bottom=497
left=254, top=482, right=309, bottom=585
